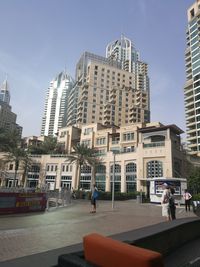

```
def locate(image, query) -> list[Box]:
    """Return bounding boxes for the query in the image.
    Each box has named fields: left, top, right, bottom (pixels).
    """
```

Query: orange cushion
left=84, top=233, right=164, bottom=267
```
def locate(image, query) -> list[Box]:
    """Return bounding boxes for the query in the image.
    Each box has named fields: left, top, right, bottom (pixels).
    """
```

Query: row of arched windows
left=80, top=161, right=163, bottom=190
left=81, top=161, right=163, bottom=178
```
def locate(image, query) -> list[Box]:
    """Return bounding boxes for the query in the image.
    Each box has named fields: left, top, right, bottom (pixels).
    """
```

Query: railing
left=46, top=190, right=72, bottom=210
left=143, top=141, right=165, bottom=148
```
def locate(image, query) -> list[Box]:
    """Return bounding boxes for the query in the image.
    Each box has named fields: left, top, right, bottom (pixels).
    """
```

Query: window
left=126, top=162, right=137, bottom=173
left=123, top=146, right=135, bottom=153
left=96, top=165, right=106, bottom=173
left=81, top=165, right=91, bottom=174
left=96, top=137, right=106, bottom=145
left=9, top=164, right=13, bottom=170
left=82, top=140, right=91, bottom=147
left=84, top=128, right=93, bottom=135
left=110, top=164, right=121, bottom=173
left=123, top=132, right=134, bottom=141
left=147, top=160, right=163, bottom=178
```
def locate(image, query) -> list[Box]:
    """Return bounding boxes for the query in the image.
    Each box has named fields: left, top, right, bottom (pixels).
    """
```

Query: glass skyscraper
left=184, top=0, right=200, bottom=157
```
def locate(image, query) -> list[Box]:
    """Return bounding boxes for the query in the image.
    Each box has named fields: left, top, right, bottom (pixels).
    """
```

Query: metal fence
left=46, top=190, right=72, bottom=210
left=0, top=187, right=73, bottom=211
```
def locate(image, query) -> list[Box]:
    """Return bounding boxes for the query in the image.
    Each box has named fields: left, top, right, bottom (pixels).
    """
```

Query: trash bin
left=136, top=195, right=142, bottom=204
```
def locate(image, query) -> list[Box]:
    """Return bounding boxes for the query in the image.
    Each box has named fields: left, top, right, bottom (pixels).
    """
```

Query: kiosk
left=149, top=177, right=187, bottom=204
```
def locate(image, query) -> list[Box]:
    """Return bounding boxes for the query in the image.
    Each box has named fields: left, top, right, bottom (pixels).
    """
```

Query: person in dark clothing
left=169, top=187, right=176, bottom=220
left=90, top=184, right=98, bottom=213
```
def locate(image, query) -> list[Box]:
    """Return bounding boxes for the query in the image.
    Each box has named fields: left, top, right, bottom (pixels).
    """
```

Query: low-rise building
left=0, top=122, right=186, bottom=193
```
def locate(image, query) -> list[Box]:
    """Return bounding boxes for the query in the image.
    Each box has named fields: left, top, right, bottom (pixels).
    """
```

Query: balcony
left=143, top=141, right=165, bottom=148
left=111, top=140, right=120, bottom=145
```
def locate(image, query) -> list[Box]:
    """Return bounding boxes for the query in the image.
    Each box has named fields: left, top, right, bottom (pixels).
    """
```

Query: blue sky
left=0, top=0, right=195, bottom=138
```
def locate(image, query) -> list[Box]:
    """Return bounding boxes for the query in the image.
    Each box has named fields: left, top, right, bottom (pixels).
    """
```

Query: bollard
left=46, top=198, right=49, bottom=211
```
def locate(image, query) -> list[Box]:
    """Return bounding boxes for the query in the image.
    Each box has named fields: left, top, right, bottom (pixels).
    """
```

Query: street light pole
left=112, top=152, right=116, bottom=210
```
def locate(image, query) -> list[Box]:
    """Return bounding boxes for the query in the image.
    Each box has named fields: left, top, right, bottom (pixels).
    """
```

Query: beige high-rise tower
left=184, top=0, right=200, bottom=157
left=67, top=37, right=150, bottom=127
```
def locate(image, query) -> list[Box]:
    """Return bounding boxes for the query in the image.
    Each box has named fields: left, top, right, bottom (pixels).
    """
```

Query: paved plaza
left=0, top=199, right=196, bottom=266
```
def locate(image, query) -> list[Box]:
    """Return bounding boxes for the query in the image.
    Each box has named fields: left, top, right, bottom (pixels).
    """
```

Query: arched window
left=80, top=165, right=91, bottom=190
left=96, top=165, right=106, bottom=191
left=126, top=162, right=137, bottom=173
left=110, top=164, right=121, bottom=192
left=96, top=165, right=106, bottom=174
left=126, top=162, right=137, bottom=193
left=147, top=160, right=163, bottom=178
left=110, top=164, right=121, bottom=173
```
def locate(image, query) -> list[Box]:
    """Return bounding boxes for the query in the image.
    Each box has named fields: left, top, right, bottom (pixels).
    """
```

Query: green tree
left=28, top=136, right=57, bottom=155
left=3, top=147, right=30, bottom=187
left=0, top=128, right=21, bottom=152
left=188, top=166, right=200, bottom=194
left=65, top=144, right=100, bottom=189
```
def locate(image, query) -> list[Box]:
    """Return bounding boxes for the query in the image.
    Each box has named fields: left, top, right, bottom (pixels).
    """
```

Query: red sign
left=0, top=192, right=47, bottom=215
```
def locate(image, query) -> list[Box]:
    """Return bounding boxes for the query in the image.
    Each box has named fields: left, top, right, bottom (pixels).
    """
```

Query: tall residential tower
left=184, top=0, right=200, bottom=157
left=41, top=71, right=74, bottom=136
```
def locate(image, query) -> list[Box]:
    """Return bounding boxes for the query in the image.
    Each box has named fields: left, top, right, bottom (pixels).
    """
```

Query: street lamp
left=111, top=152, right=116, bottom=210
left=111, top=150, right=120, bottom=210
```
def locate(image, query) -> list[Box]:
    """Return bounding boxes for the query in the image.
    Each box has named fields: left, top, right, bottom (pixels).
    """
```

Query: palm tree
left=20, top=153, right=34, bottom=187
left=3, top=147, right=29, bottom=187
left=0, top=158, right=7, bottom=187
left=0, top=128, right=21, bottom=152
left=65, top=144, right=100, bottom=189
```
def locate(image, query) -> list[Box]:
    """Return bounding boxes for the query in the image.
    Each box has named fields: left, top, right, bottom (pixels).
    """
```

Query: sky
left=0, top=0, right=195, bottom=138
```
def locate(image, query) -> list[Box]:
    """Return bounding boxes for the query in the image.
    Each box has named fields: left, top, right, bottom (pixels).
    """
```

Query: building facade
left=41, top=71, right=74, bottom=136
left=184, top=0, right=200, bottom=157
left=1, top=122, right=186, bottom=193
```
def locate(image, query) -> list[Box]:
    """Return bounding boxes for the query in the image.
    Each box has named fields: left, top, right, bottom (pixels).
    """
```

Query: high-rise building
left=106, top=35, right=149, bottom=93
left=41, top=71, right=74, bottom=136
left=0, top=79, right=10, bottom=104
left=67, top=42, right=150, bottom=127
left=184, top=0, right=200, bottom=157
left=106, top=35, right=139, bottom=73
left=0, top=79, right=22, bottom=135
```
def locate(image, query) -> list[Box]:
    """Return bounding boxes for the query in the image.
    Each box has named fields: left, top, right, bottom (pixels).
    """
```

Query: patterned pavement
left=0, top=199, right=195, bottom=263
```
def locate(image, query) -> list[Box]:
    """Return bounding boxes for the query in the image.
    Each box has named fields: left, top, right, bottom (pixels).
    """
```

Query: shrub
left=192, top=193, right=200, bottom=201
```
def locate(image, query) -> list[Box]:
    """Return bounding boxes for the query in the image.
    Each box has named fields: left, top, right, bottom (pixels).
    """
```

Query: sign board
left=0, top=192, right=47, bottom=215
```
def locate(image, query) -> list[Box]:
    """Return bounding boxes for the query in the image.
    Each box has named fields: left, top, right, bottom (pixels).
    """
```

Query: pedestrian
left=71, top=187, right=76, bottom=199
left=90, top=184, right=98, bottom=213
left=161, top=183, right=170, bottom=221
left=169, top=187, right=176, bottom=220
left=183, top=189, right=192, bottom=212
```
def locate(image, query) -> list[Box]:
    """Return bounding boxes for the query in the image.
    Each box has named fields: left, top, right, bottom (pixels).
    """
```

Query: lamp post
left=112, top=151, right=116, bottom=210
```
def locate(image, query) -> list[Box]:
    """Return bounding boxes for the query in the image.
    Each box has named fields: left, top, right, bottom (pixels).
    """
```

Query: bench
left=83, top=233, right=164, bottom=267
